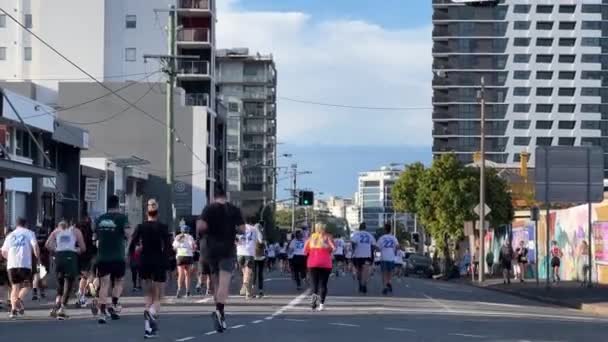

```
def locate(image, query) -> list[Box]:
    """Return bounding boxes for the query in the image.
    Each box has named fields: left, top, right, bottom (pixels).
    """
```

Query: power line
left=0, top=9, right=208, bottom=169
left=278, top=96, right=432, bottom=111
left=2, top=71, right=162, bottom=81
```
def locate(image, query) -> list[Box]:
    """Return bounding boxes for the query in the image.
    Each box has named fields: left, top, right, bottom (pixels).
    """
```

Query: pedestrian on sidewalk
left=304, top=222, right=335, bottom=311
left=486, top=250, right=494, bottom=276
left=516, top=240, right=529, bottom=283
left=551, top=241, right=562, bottom=283
left=499, top=240, right=513, bottom=285
left=578, top=240, right=590, bottom=286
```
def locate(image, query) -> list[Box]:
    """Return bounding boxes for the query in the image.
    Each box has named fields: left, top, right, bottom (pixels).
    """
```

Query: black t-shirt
left=129, top=220, right=172, bottom=266
left=199, top=202, right=244, bottom=259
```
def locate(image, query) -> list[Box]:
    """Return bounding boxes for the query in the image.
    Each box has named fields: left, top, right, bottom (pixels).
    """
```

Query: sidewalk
left=466, top=277, right=608, bottom=316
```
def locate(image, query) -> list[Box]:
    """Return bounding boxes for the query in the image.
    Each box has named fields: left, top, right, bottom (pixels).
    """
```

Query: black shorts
left=140, top=263, right=167, bottom=283
left=551, top=257, right=561, bottom=268
left=79, top=255, right=93, bottom=274
left=177, top=256, right=194, bottom=266
left=208, top=257, right=235, bottom=275
left=238, top=256, right=255, bottom=268
left=335, top=255, right=346, bottom=263
left=96, top=261, right=126, bottom=279
left=353, top=258, right=372, bottom=268
left=501, top=261, right=512, bottom=270
left=199, top=257, right=211, bottom=275
left=8, top=268, right=32, bottom=285
left=0, top=267, right=8, bottom=286
left=278, top=253, right=287, bottom=261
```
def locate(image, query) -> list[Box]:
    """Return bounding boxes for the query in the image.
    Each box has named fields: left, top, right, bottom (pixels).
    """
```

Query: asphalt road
left=1, top=270, right=607, bottom=341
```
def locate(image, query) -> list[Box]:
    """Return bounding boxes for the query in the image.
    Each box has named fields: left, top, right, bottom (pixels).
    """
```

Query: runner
left=345, top=241, right=354, bottom=277
left=278, top=241, right=288, bottom=273
left=550, top=241, right=563, bottom=283
left=0, top=227, right=9, bottom=310
left=197, top=188, right=245, bottom=333
left=237, top=217, right=260, bottom=298
left=376, top=224, right=399, bottom=295
left=253, top=229, right=266, bottom=298
left=266, top=241, right=277, bottom=272
left=32, top=223, right=50, bottom=301
left=305, top=223, right=335, bottom=311
left=92, top=195, right=131, bottom=324
left=76, top=218, right=96, bottom=307
left=350, top=222, right=376, bottom=294
left=173, top=223, right=196, bottom=298
left=129, top=198, right=172, bottom=339
left=1, top=218, right=39, bottom=318
left=288, top=230, right=307, bottom=291
left=45, top=221, right=86, bottom=320
left=333, top=234, right=346, bottom=277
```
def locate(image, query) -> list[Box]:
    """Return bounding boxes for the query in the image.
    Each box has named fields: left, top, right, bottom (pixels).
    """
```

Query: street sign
left=535, top=146, right=604, bottom=203
left=473, top=203, right=491, bottom=217
left=84, top=177, right=100, bottom=202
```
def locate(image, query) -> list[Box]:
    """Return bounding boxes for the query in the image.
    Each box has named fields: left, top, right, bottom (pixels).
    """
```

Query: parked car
left=404, top=253, right=434, bottom=278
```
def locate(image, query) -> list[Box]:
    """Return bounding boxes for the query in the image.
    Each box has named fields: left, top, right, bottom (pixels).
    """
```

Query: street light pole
left=291, top=163, right=297, bottom=233
left=478, top=76, right=486, bottom=283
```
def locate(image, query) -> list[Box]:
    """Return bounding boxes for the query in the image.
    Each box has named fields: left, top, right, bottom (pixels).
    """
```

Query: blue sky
left=218, top=0, right=433, bottom=199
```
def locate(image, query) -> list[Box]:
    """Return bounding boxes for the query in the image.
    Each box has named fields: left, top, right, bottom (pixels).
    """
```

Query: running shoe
left=144, top=310, right=158, bottom=333
left=16, top=299, right=25, bottom=315
left=144, top=330, right=158, bottom=339
left=9, top=309, right=17, bottom=319
left=211, top=311, right=225, bottom=333
left=257, top=291, right=264, bottom=299
left=311, top=294, right=319, bottom=311
left=318, top=303, right=325, bottom=312
left=112, top=303, right=122, bottom=313
left=50, top=307, right=58, bottom=318
left=57, top=307, right=68, bottom=320
left=107, top=306, right=120, bottom=320
left=90, top=299, right=99, bottom=316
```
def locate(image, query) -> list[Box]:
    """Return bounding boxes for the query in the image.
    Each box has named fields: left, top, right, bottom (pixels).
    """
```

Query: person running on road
left=278, top=241, right=288, bottom=273
left=266, top=241, right=277, bottom=272
left=32, top=223, right=49, bottom=301
left=253, top=227, right=266, bottom=298
left=45, top=221, right=86, bottom=320
left=173, top=223, right=196, bottom=298
left=350, top=222, right=376, bottom=294
left=197, top=188, right=245, bottom=333
left=76, top=218, right=96, bottom=307
left=237, top=217, right=260, bottom=298
left=333, top=234, right=346, bottom=277
left=92, top=195, right=131, bottom=324
left=377, top=224, right=399, bottom=295
left=550, top=241, right=562, bottom=283
left=305, top=223, right=335, bottom=311
left=129, top=198, right=172, bottom=339
left=499, top=240, right=513, bottom=285
left=1, top=217, right=39, bottom=319
left=288, top=230, right=307, bottom=291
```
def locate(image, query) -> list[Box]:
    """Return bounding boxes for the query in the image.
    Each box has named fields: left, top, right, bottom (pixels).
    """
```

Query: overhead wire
left=278, top=96, right=432, bottom=111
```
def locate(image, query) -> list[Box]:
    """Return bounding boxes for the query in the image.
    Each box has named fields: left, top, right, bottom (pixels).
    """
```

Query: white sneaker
left=318, top=304, right=325, bottom=312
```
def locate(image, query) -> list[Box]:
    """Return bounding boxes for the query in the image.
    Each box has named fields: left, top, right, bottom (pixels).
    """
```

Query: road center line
left=196, top=298, right=213, bottom=304
left=475, top=302, right=522, bottom=308
left=424, top=294, right=453, bottom=312
left=205, top=331, right=217, bottom=336
left=252, top=320, right=263, bottom=324
left=230, top=324, right=245, bottom=329
left=176, top=337, right=195, bottom=342
left=270, top=290, right=310, bottom=318
left=284, top=318, right=308, bottom=322
left=449, top=333, right=486, bottom=338
left=330, top=323, right=360, bottom=327
left=385, top=327, right=415, bottom=332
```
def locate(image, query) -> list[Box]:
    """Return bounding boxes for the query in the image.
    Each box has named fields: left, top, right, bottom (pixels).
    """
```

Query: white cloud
left=217, top=1, right=432, bottom=146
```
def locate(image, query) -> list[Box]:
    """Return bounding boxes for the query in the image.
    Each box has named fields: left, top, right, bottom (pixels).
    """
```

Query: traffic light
left=298, top=191, right=314, bottom=206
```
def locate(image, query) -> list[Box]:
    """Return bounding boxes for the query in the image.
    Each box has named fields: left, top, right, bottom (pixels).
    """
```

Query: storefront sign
left=594, top=222, right=608, bottom=264
left=84, top=177, right=100, bottom=202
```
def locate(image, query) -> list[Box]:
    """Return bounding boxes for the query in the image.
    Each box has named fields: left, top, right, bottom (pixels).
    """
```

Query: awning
left=0, top=158, right=56, bottom=178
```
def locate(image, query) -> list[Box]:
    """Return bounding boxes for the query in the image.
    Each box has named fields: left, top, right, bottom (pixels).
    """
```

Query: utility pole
left=145, top=5, right=198, bottom=229
left=478, top=76, right=486, bottom=283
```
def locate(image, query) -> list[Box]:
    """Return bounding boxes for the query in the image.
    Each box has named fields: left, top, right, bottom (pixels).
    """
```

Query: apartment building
left=432, top=0, right=608, bottom=172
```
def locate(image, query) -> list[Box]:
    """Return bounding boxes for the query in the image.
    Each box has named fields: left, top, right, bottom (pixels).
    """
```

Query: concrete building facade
left=216, top=48, right=277, bottom=217
left=432, top=0, right=608, bottom=173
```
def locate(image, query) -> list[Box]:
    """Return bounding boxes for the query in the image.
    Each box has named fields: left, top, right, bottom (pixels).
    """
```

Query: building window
left=514, top=104, right=531, bottom=113
left=558, top=137, right=575, bottom=146
left=536, top=21, right=554, bottom=30
left=0, top=47, right=6, bottom=61
left=0, top=14, right=5, bottom=28
left=536, top=54, right=553, bottom=63
left=536, top=5, right=554, bottom=14
left=243, top=64, right=259, bottom=76
left=582, top=54, right=601, bottom=63
left=514, top=38, right=531, bottom=47
left=513, top=120, right=531, bottom=129
left=514, top=137, right=531, bottom=146
left=514, top=70, right=531, bottom=80
left=559, top=21, right=576, bottom=30
left=126, top=15, right=136, bottom=29
left=536, top=104, right=553, bottom=113
left=125, top=48, right=136, bottom=62
left=513, top=87, right=531, bottom=96
left=514, top=5, right=531, bottom=13
left=536, top=38, right=554, bottom=47
left=582, top=21, right=602, bottom=30
left=558, top=104, right=576, bottom=113
left=558, top=88, right=576, bottom=96
left=536, top=71, right=553, bottom=80
left=582, top=120, right=600, bottom=129
left=536, top=88, right=553, bottom=96
left=23, top=47, right=31, bottom=61
left=15, top=130, right=32, bottom=158
left=558, top=54, right=576, bottom=63
left=559, top=5, right=576, bottom=14
left=582, top=104, right=601, bottom=113
left=558, top=121, right=576, bottom=129
left=24, top=14, right=32, bottom=28
left=559, top=38, right=576, bottom=47
left=582, top=37, right=600, bottom=47
left=514, top=21, right=531, bottom=30
left=228, top=102, right=239, bottom=112
left=559, top=71, right=576, bottom=80
left=581, top=87, right=600, bottom=96
left=514, top=54, right=531, bottom=63
left=536, top=121, right=553, bottom=129
left=582, top=5, right=602, bottom=14
left=537, top=137, right=553, bottom=146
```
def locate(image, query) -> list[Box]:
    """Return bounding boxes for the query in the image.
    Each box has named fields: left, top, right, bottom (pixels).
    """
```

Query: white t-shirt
left=173, top=234, right=195, bottom=257
left=244, top=224, right=262, bottom=257
left=333, top=238, right=345, bottom=256
left=55, top=227, right=78, bottom=253
left=289, top=239, right=306, bottom=256
left=394, top=250, right=405, bottom=265
left=1, top=227, right=37, bottom=269
left=350, top=231, right=376, bottom=259
left=279, top=243, right=287, bottom=254
left=267, top=245, right=276, bottom=258
left=377, top=234, right=399, bottom=262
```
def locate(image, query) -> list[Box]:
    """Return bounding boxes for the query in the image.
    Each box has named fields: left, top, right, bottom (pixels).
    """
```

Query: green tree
left=467, top=167, right=514, bottom=228
left=392, top=162, right=426, bottom=214
left=274, top=208, right=306, bottom=228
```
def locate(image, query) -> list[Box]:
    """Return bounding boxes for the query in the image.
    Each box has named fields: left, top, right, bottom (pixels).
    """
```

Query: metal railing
left=178, top=61, right=209, bottom=75
left=177, top=28, right=210, bottom=43
left=179, top=0, right=210, bottom=10
left=185, top=93, right=209, bottom=106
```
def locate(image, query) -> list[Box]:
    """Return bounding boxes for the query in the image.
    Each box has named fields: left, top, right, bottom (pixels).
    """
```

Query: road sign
left=473, top=203, right=491, bottom=217
left=84, top=177, right=100, bottom=202
left=535, top=146, right=604, bottom=203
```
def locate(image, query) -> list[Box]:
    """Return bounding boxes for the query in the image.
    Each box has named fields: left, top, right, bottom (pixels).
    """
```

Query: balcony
left=177, top=28, right=211, bottom=47
left=185, top=93, right=209, bottom=107
left=178, top=0, right=212, bottom=16
left=177, top=61, right=210, bottom=80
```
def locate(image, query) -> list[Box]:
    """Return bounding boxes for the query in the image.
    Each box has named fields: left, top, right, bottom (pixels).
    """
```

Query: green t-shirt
left=95, top=212, right=129, bottom=263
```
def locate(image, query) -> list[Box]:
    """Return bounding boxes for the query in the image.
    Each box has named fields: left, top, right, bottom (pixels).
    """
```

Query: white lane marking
left=265, top=317, right=273, bottom=320
left=230, top=324, right=245, bottom=329
left=264, top=278, right=291, bottom=282
left=424, top=294, right=453, bottom=312
left=252, top=320, right=263, bottom=324
left=196, top=298, right=213, bottom=304
left=329, top=323, right=360, bottom=327
left=476, top=302, right=522, bottom=308
left=433, top=285, right=473, bottom=293
left=269, top=290, right=310, bottom=317
left=176, top=337, right=195, bottom=342
left=205, top=331, right=217, bottom=336
left=385, top=327, right=415, bottom=332
left=284, top=318, right=308, bottom=322
left=449, top=333, right=486, bottom=338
